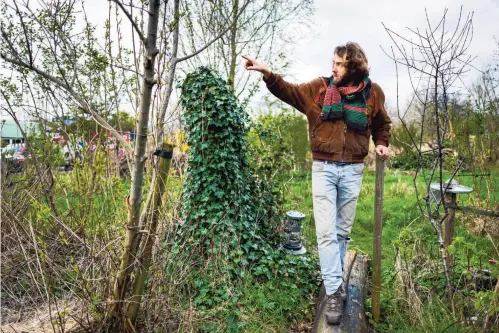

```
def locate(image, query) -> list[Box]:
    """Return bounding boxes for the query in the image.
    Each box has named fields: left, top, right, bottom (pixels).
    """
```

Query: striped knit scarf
left=321, top=77, right=371, bottom=131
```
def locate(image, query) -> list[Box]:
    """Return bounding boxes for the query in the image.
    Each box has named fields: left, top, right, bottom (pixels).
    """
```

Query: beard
left=334, top=71, right=363, bottom=87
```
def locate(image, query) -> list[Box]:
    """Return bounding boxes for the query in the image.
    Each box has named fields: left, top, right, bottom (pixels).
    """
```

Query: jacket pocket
left=310, top=119, right=342, bottom=154
left=351, top=129, right=370, bottom=158
left=311, top=119, right=336, bottom=143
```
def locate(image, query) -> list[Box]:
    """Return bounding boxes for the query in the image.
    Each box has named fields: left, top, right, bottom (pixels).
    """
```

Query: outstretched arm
left=242, top=56, right=318, bottom=114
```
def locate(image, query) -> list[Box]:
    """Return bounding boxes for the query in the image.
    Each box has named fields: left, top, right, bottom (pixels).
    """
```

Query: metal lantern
left=281, top=210, right=307, bottom=255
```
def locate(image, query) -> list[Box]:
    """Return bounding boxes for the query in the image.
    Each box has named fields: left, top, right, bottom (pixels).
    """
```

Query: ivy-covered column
left=175, top=67, right=319, bottom=312
left=179, top=67, right=267, bottom=265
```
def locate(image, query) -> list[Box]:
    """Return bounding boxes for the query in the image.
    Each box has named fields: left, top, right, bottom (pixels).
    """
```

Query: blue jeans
left=312, top=160, right=364, bottom=295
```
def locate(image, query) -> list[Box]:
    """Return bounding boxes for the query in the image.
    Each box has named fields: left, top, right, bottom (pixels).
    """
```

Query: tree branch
left=110, top=0, right=147, bottom=44
left=174, top=0, right=251, bottom=63
left=0, top=52, right=133, bottom=153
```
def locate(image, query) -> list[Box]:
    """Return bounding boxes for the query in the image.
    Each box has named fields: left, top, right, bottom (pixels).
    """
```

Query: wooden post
left=126, top=141, right=173, bottom=324
left=444, top=192, right=457, bottom=267
left=444, top=193, right=456, bottom=247
left=372, top=157, right=385, bottom=323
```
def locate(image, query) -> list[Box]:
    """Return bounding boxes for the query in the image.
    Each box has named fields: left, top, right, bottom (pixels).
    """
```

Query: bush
left=247, top=109, right=310, bottom=173
left=390, top=151, right=434, bottom=170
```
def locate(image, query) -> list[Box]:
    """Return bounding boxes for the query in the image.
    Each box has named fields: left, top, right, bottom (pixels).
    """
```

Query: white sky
left=281, top=0, right=499, bottom=113
left=2, top=0, right=499, bottom=122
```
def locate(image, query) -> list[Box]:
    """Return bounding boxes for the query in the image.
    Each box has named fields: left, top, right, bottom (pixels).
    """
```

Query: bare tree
left=181, top=0, right=313, bottom=101
left=383, top=7, right=474, bottom=313
left=1, top=0, right=311, bottom=329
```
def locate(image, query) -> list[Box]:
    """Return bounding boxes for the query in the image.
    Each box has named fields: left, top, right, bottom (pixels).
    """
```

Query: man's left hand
left=375, top=145, right=389, bottom=160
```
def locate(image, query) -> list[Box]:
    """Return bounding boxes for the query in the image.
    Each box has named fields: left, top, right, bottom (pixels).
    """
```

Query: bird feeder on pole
left=430, top=179, right=473, bottom=247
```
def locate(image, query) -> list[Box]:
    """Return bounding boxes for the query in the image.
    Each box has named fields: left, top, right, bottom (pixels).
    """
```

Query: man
left=243, top=42, right=391, bottom=325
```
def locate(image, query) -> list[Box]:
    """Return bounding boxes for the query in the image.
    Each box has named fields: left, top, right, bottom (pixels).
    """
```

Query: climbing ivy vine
left=173, top=67, right=319, bottom=312
left=179, top=66, right=274, bottom=259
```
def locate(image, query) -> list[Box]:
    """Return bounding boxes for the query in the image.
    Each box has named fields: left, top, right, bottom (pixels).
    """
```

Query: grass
left=280, top=165, right=498, bottom=332
left=8, top=164, right=496, bottom=332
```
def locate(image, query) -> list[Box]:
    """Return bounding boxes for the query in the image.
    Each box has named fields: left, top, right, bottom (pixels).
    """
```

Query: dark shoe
left=339, top=283, right=347, bottom=302
left=325, top=288, right=344, bottom=325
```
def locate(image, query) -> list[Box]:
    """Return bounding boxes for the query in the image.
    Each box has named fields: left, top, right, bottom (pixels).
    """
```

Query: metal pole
left=372, top=157, right=385, bottom=323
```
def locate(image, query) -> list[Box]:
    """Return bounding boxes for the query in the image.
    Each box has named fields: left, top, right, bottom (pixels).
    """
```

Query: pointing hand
left=242, top=56, right=272, bottom=79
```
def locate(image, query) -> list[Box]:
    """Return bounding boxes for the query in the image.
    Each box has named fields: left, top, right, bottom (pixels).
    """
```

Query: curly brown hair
left=334, top=42, right=370, bottom=83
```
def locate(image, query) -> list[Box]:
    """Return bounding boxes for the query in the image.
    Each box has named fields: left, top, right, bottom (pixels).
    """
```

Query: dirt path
left=1, top=299, right=89, bottom=333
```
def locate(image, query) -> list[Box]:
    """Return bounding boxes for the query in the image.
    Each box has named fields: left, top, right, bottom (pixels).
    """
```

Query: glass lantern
left=281, top=211, right=306, bottom=255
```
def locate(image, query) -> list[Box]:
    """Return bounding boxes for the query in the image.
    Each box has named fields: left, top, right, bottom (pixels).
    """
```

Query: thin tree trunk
left=140, top=0, right=180, bottom=264
left=227, top=0, right=239, bottom=89
left=127, top=141, right=173, bottom=324
left=434, top=68, right=456, bottom=315
left=112, top=0, right=161, bottom=321
left=436, top=221, right=456, bottom=314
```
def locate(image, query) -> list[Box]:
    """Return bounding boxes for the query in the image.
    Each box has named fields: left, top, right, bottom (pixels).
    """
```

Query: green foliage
left=449, top=98, right=498, bottom=170
left=108, top=111, right=136, bottom=132
left=173, top=67, right=319, bottom=316
left=475, top=290, right=499, bottom=321
left=247, top=122, right=292, bottom=178
left=247, top=108, right=310, bottom=173
left=389, top=123, right=419, bottom=156
left=389, top=123, right=435, bottom=170
left=196, top=276, right=318, bottom=332
left=178, top=66, right=275, bottom=257
left=390, top=150, right=434, bottom=170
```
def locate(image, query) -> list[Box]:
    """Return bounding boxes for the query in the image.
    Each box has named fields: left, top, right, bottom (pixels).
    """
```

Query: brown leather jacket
left=264, top=72, right=391, bottom=163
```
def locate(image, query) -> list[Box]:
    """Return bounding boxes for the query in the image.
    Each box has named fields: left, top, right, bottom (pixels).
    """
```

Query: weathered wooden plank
left=343, top=255, right=369, bottom=333
left=312, top=252, right=369, bottom=333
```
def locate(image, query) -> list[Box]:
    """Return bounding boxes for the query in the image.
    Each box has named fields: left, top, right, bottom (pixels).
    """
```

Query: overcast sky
left=282, top=0, right=499, bottom=112
left=2, top=0, right=498, bottom=122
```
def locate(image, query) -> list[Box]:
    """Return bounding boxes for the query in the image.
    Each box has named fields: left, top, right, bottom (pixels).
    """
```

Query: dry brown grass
left=469, top=216, right=499, bottom=238
left=0, top=299, right=89, bottom=333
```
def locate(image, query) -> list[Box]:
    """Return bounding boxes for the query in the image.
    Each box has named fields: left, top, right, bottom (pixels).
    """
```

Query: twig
left=109, top=0, right=147, bottom=43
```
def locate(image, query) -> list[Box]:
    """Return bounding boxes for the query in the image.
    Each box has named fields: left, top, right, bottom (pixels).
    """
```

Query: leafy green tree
left=108, top=111, right=136, bottom=133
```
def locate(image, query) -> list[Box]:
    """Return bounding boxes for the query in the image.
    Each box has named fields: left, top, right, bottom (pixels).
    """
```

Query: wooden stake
left=126, top=140, right=173, bottom=323
left=444, top=193, right=457, bottom=247
left=372, top=157, right=385, bottom=323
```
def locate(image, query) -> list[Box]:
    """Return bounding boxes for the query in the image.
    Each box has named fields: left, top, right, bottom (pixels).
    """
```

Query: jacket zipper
left=340, top=96, right=346, bottom=162
left=341, top=123, right=346, bottom=162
